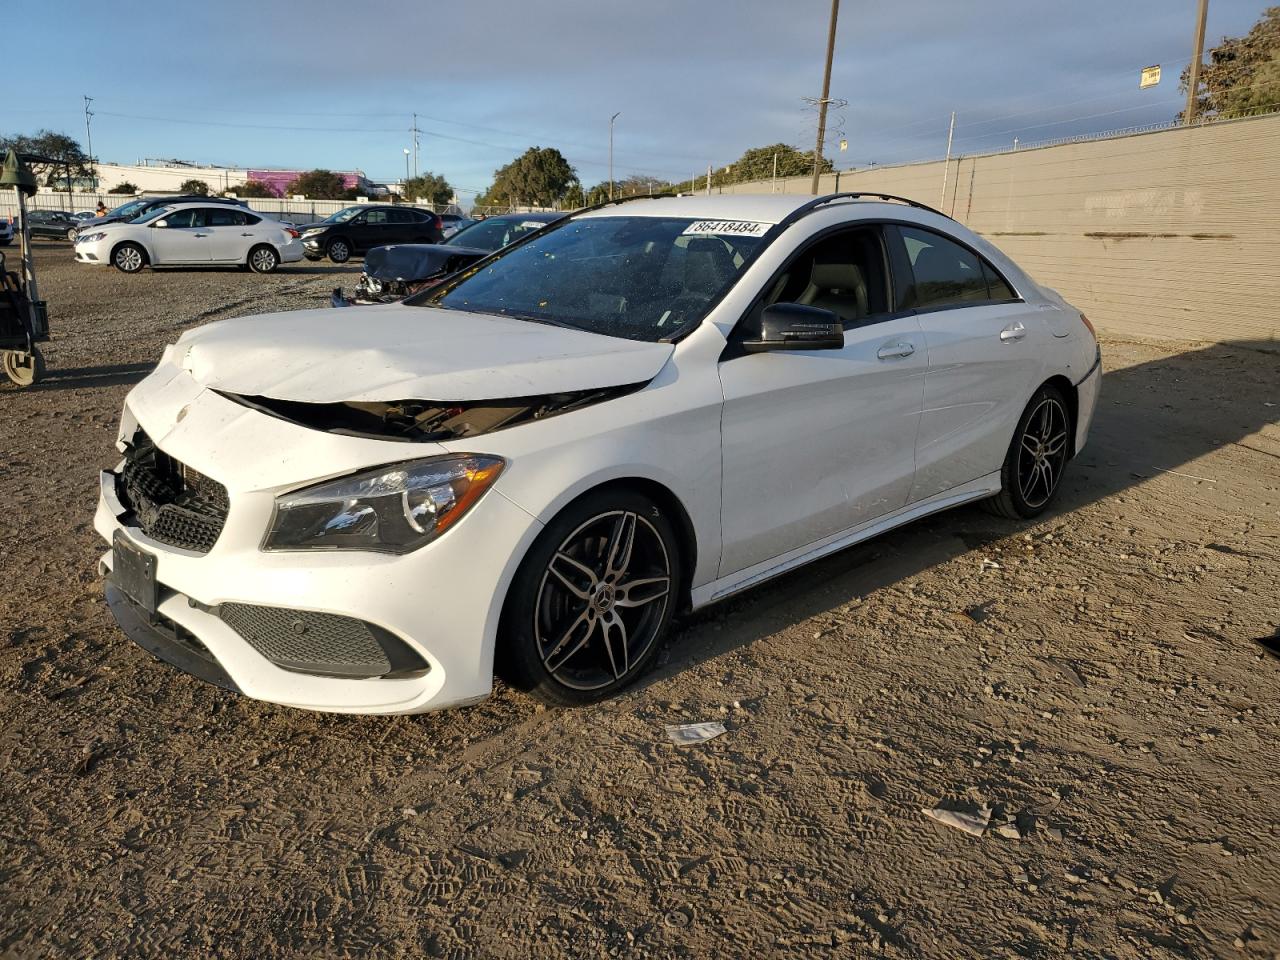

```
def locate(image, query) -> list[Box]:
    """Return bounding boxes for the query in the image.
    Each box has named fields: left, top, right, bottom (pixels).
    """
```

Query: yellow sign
left=1140, top=65, right=1161, bottom=88
left=839, top=139, right=848, bottom=152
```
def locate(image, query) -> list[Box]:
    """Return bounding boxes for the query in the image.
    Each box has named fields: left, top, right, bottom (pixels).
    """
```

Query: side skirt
left=690, top=472, right=1001, bottom=609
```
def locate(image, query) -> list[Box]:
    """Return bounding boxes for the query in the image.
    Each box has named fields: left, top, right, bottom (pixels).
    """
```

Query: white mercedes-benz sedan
left=95, top=193, right=1101, bottom=714
left=74, top=201, right=303, bottom=273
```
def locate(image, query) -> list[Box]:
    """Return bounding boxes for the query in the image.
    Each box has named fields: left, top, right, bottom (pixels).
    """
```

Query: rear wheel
left=112, top=242, right=146, bottom=273
left=66, top=228, right=77, bottom=241
left=499, top=489, right=681, bottom=706
left=984, top=384, right=1072, bottom=519
left=248, top=245, right=279, bottom=274
left=2, top=347, right=45, bottom=387
left=326, top=238, right=351, bottom=263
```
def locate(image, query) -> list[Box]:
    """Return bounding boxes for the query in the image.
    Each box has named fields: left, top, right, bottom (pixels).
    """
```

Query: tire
left=248, top=244, right=279, bottom=274
left=112, top=242, right=147, bottom=273
left=66, top=228, right=77, bottom=241
left=984, top=384, right=1072, bottom=520
left=498, top=488, right=682, bottom=706
left=326, top=238, right=351, bottom=263
left=2, top=347, right=45, bottom=387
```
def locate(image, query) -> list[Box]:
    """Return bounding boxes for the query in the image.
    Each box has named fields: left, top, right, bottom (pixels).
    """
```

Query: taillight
left=1079, top=313, right=1097, bottom=339
left=286, top=228, right=300, bottom=239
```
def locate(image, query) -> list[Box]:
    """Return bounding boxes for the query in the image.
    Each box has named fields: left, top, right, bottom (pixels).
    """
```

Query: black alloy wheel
left=985, top=384, right=1072, bottom=519
left=499, top=490, right=681, bottom=705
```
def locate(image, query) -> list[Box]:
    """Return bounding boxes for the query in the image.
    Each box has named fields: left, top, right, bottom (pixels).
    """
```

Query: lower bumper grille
left=115, top=429, right=229, bottom=553
left=218, top=603, right=428, bottom=679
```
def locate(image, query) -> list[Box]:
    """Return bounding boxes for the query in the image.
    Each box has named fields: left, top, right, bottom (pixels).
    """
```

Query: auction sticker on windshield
left=681, top=220, right=770, bottom=237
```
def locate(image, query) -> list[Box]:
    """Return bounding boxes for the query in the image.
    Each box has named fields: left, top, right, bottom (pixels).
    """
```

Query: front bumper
left=95, top=374, right=543, bottom=714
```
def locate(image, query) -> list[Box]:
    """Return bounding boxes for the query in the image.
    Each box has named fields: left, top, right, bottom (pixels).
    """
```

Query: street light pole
left=810, top=0, right=840, bottom=195
left=609, top=112, right=621, bottom=201
left=403, top=148, right=410, bottom=191
left=1185, top=0, right=1210, bottom=124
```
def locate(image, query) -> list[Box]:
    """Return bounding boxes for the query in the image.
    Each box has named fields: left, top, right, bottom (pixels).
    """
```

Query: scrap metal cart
left=1, top=148, right=49, bottom=387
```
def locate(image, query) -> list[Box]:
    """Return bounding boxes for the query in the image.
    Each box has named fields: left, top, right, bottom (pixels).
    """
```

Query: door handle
left=240, top=232, right=254, bottom=237
left=877, top=341, right=916, bottom=360
left=194, top=232, right=208, bottom=238
left=999, top=322, right=1026, bottom=342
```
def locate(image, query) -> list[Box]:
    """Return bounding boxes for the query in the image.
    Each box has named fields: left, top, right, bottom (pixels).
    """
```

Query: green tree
left=108, top=181, right=138, bottom=195
left=401, top=172, right=453, bottom=206
left=670, top=144, right=833, bottom=194
left=1181, top=6, right=1280, bottom=119
left=285, top=169, right=347, bottom=199
left=0, top=130, right=93, bottom=185
left=178, top=178, right=210, bottom=196
left=475, top=147, right=577, bottom=208
left=226, top=179, right=278, bottom=198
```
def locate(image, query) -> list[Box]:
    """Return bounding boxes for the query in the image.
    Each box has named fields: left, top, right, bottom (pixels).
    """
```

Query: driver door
left=149, top=209, right=211, bottom=264
left=717, top=224, right=926, bottom=577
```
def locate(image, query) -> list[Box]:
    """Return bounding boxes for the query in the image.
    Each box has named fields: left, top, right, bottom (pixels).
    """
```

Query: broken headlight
left=263, top=455, right=504, bottom=554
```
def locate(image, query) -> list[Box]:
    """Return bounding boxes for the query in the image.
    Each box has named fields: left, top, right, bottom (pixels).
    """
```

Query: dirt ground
left=1, top=244, right=1278, bottom=960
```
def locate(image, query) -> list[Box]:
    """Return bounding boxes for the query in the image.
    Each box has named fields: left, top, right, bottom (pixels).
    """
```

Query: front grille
left=218, top=603, right=395, bottom=678
left=116, top=429, right=229, bottom=554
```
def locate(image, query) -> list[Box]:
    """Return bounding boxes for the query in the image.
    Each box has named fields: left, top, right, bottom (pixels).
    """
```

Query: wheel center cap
left=593, top=585, right=615, bottom=613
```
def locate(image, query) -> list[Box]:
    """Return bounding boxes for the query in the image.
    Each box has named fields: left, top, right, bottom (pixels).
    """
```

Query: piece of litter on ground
left=980, top=559, right=1002, bottom=571
left=995, top=822, right=1022, bottom=840
left=922, top=806, right=991, bottom=837
left=665, top=722, right=726, bottom=745
left=1153, top=466, right=1217, bottom=483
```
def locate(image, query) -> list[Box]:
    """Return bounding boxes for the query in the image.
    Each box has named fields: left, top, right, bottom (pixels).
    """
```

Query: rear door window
left=898, top=226, right=1017, bottom=309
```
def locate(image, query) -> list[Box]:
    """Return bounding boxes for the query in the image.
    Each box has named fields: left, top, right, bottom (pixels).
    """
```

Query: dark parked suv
left=299, top=205, right=444, bottom=263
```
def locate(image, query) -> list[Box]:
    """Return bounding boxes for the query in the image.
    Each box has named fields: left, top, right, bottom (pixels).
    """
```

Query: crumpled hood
left=176, top=305, right=674, bottom=403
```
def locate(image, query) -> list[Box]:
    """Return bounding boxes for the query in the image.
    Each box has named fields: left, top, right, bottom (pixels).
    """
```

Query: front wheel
left=112, top=242, right=146, bottom=273
left=498, top=489, right=682, bottom=706
left=326, top=238, right=351, bottom=263
left=248, top=245, right=280, bottom=274
left=984, top=384, right=1072, bottom=519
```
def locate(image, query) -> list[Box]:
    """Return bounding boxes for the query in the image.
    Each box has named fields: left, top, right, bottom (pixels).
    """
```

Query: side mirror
left=152, top=219, right=168, bottom=229
left=741, top=303, right=844, bottom=353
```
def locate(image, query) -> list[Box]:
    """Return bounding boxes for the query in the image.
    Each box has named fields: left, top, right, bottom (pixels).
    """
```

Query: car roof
left=571, top=193, right=951, bottom=228
left=489, top=211, right=563, bottom=222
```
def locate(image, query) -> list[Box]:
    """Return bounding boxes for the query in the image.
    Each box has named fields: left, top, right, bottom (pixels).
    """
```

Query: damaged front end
left=219, top=384, right=644, bottom=443
left=332, top=243, right=489, bottom=307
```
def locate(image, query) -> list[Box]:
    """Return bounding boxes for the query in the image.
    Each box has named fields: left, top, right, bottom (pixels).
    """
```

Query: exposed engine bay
left=332, top=244, right=490, bottom=306
left=220, top=384, right=644, bottom=442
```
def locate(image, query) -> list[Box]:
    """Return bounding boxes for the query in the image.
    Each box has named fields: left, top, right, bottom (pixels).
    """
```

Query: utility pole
left=772, top=151, right=778, bottom=193
left=83, top=95, right=95, bottom=190
left=940, top=111, right=956, bottom=209
left=608, top=112, right=620, bottom=200
left=706, top=164, right=711, bottom=196
left=1185, top=0, right=1210, bottom=124
left=810, top=0, right=840, bottom=195
left=410, top=113, right=420, bottom=178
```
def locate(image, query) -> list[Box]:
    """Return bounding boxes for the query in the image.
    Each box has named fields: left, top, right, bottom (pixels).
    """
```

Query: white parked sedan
left=95, top=193, right=1101, bottom=714
left=74, top=202, right=303, bottom=273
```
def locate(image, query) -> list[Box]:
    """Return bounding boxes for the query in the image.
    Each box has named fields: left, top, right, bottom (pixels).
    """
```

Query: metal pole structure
left=83, top=95, right=95, bottom=191
left=403, top=148, right=410, bottom=187
left=706, top=164, right=711, bottom=196
left=608, top=112, right=620, bottom=201
left=810, top=0, right=840, bottom=195
left=772, top=152, right=778, bottom=193
left=940, top=110, right=956, bottom=209
left=15, top=189, right=38, bottom=310
left=412, top=113, right=419, bottom=178
left=1185, top=0, right=1210, bottom=124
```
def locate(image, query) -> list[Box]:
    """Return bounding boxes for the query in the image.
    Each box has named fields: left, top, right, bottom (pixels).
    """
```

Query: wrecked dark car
left=331, top=211, right=565, bottom=306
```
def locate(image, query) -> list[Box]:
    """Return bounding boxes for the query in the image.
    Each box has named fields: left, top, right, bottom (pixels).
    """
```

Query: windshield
left=445, top=217, right=550, bottom=252
left=413, top=216, right=767, bottom=342
left=322, top=206, right=364, bottom=224
left=107, top=199, right=151, bottom=219
left=128, top=205, right=173, bottom=224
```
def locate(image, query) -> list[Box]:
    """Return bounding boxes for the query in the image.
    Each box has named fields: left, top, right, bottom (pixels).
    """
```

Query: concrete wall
left=723, top=113, right=1280, bottom=343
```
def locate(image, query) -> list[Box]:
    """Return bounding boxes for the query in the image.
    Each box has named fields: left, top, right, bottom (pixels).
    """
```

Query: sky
left=4, top=0, right=1269, bottom=199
